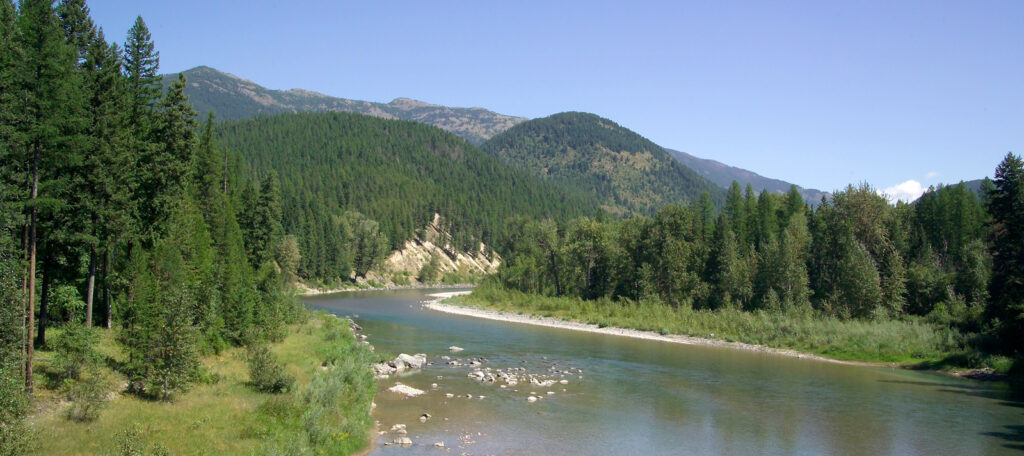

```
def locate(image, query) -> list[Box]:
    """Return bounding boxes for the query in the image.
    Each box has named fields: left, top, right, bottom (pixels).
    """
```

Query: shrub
left=64, top=375, right=108, bottom=422
left=248, top=344, right=294, bottom=393
left=52, top=323, right=101, bottom=382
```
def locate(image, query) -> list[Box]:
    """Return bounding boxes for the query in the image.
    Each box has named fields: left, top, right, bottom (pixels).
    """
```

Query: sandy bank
left=423, top=292, right=881, bottom=368
left=296, top=283, right=474, bottom=297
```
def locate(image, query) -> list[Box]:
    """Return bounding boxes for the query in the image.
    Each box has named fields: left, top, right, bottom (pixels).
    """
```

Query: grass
left=28, top=313, right=377, bottom=455
left=454, top=282, right=973, bottom=365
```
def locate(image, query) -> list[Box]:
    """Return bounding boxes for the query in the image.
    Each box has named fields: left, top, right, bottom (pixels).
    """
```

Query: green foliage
left=417, top=253, right=441, bottom=284
left=987, top=152, right=1024, bottom=355
left=215, top=111, right=597, bottom=282
left=250, top=316, right=376, bottom=455
left=48, top=284, right=85, bottom=323
left=51, top=322, right=101, bottom=381
left=481, top=112, right=724, bottom=215
left=113, top=423, right=170, bottom=456
left=64, top=374, right=108, bottom=422
left=247, top=344, right=294, bottom=394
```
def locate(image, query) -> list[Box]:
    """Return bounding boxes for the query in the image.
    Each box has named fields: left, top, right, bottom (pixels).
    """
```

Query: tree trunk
left=35, top=268, right=50, bottom=347
left=26, top=145, right=38, bottom=395
left=20, top=205, right=28, bottom=382
left=86, top=243, right=96, bottom=327
left=548, top=249, right=562, bottom=297
left=103, top=246, right=112, bottom=329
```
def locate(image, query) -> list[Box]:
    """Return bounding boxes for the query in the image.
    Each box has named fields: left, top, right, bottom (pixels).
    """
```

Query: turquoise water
left=303, top=289, right=1023, bottom=455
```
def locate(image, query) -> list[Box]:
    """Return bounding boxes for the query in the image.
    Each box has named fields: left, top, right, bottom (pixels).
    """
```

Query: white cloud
left=877, top=180, right=926, bottom=204
left=925, top=171, right=940, bottom=179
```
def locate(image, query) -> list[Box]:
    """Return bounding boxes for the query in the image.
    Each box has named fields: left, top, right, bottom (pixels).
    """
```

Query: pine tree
left=987, top=152, right=1024, bottom=354
left=17, top=0, right=85, bottom=392
left=135, top=73, right=196, bottom=243
left=122, top=16, right=159, bottom=129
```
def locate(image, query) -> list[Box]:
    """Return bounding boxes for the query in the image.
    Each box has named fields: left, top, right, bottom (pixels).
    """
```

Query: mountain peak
left=388, top=97, right=437, bottom=109
left=162, top=66, right=528, bottom=145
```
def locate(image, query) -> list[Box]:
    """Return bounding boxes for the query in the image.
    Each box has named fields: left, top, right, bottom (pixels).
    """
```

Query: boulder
left=394, top=437, right=412, bottom=446
left=395, top=353, right=427, bottom=369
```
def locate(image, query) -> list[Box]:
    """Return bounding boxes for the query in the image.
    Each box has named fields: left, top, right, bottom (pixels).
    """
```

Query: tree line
left=494, top=158, right=1024, bottom=360
left=0, top=0, right=305, bottom=446
left=214, top=112, right=598, bottom=284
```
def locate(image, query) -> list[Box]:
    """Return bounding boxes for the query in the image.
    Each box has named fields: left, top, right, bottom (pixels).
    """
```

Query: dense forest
left=481, top=112, right=726, bottom=216
left=215, top=112, right=599, bottom=283
left=490, top=167, right=1023, bottom=366
left=0, top=1, right=313, bottom=450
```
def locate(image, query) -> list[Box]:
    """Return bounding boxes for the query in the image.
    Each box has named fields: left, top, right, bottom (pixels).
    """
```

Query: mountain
left=215, top=112, right=598, bottom=262
left=163, top=66, right=526, bottom=145
left=480, top=112, right=724, bottom=215
left=666, top=149, right=829, bottom=205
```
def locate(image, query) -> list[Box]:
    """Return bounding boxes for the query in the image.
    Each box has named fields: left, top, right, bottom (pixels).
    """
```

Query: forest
left=0, top=1, right=360, bottom=452
left=485, top=169, right=1023, bottom=367
left=214, top=112, right=598, bottom=283
left=480, top=112, right=726, bottom=215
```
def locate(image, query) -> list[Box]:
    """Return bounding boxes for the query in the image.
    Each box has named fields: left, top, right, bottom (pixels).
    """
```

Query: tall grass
left=456, top=282, right=965, bottom=363
left=30, top=313, right=376, bottom=455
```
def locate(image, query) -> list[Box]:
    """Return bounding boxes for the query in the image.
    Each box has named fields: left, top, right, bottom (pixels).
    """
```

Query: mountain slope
left=666, top=148, right=829, bottom=205
left=481, top=112, right=724, bottom=215
left=165, top=66, right=526, bottom=145
left=215, top=112, right=598, bottom=255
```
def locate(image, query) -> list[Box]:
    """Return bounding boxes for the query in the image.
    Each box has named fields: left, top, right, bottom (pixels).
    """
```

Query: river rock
left=395, top=353, right=427, bottom=369
left=448, top=346, right=464, bottom=352
left=434, top=442, right=445, bottom=448
left=527, top=396, right=538, bottom=403
left=394, top=437, right=412, bottom=446
left=388, top=382, right=425, bottom=397
left=390, top=424, right=406, bottom=431
left=419, top=413, right=431, bottom=422
left=560, top=379, right=569, bottom=385
left=445, top=393, right=454, bottom=398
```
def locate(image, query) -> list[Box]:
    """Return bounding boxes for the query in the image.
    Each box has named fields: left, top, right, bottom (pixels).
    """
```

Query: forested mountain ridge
left=666, top=148, right=829, bottom=205
left=215, top=111, right=599, bottom=281
left=161, top=66, right=526, bottom=145
left=480, top=112, right=725, bottom=216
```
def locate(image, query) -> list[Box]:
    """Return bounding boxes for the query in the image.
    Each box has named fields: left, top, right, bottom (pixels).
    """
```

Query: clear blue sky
left=88, top=0, right=1022, bottom=200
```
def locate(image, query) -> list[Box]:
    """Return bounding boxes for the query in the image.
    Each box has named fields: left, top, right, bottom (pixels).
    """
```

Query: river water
left=303, top=289, right=1023, bottom=456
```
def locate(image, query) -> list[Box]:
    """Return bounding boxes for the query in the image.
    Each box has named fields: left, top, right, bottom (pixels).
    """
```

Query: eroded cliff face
left=385, top=214, right=501, bottom=281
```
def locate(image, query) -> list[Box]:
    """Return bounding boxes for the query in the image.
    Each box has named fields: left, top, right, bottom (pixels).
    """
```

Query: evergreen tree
left=987, top=152, right=1024, bottom=354
left=122, top=16, right=159, bottom=128
left=17, top=0, right=85, bottom=392
left=135, top=73, right=196, bottom=243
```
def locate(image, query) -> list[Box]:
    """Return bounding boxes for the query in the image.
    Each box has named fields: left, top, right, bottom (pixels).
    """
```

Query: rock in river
left=387, top=382, right=425, bottom=397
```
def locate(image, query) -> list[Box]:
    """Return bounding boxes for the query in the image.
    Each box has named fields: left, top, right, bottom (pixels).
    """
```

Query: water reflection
left=304, top=290, right=1023, bottom=455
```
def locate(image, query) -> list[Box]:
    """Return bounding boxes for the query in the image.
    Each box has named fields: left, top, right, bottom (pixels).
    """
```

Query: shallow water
left=303, top=289, right=1024, bottom=456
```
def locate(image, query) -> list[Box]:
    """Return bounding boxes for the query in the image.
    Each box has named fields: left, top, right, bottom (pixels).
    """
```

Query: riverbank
left=424, top=291, right=877, bottom=367
left=426, top=285, right=1009, bottom=372
left=296, top=281, right=475, bottom=296
left=28, top=312, right=378, bottom=455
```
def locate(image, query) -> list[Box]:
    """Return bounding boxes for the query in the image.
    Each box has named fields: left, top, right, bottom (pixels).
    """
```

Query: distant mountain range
left=480, top=112, right=724, bottom=215
left=666, top=149, right=829, bottom=205
left=164, top=65, right=829, bottom=207
left=162, top=66, right=526, bottom=145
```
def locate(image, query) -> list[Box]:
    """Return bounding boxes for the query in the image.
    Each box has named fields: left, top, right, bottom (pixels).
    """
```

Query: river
left=303, top=288, right=1024, bottom=456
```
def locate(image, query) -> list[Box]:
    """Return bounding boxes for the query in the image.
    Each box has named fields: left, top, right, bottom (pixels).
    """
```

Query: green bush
left=52, top=323, right=101, bottom=382
left=64, top=375, right=108, bottom=422
left=248, top=344, right=294, bottom=394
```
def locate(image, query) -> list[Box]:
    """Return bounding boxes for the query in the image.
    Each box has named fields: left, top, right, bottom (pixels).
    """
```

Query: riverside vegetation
left=0, top=2, right=386, bottom=454
left=471, top=157, right=1024, bottom=374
